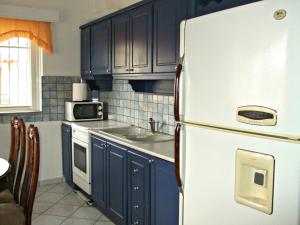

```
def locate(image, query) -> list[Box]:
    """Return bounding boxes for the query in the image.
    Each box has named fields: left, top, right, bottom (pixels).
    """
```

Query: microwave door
left=73, top=104, right=98, bottom=120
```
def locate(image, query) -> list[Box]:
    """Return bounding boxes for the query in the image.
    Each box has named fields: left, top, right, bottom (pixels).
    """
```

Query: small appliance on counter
left=72, top=81, right=87, bottom=101
left=65, top=101, right=103, bottom=121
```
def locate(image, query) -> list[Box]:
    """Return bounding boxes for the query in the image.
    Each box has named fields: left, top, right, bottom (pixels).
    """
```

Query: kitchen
left=0, top=0, right=299, bottom=225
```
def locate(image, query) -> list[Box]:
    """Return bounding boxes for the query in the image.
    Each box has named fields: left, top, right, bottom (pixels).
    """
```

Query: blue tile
left=50, top=107, right=58, bottom=114
left=57, top=91, right=64, bottom=99
left=57, top=84, right=64, bottom=91
left=43, top=114, right=50, bottom=121
left=42, top=91, right=50, bottom=99
left=49, top=91, right=57, bottom=98
left=57, top=77, right=64, bottom=83
left=50, top=114, right=58, bottom=121
left=57, top=114, right=64, bottom=120
left=158, top=104, right=163, bottom=114
left=42, top=107, right=50, bottom=114
left=158, top=95, right=164, bottom=104
left=49, top=99, right=58, bottom=106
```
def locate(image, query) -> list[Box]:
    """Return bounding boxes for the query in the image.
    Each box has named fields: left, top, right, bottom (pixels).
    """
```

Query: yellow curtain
left=0, top=18, right=53, bottom=54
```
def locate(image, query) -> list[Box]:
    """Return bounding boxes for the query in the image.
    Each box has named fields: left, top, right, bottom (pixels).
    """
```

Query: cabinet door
left=91, top=20, right=112, bottom=75
left=130, top=4, right=152, bottom=74
left=91, top=136, right=107, bottom=210
left=107, top=142, right=128, bottom=225
left=189, top=0, right=260, bottom=18
left=81, top=27, right=91, bottom=79
left=153, top=0, right=186, bottom=73
left=61, top=124, right=73, bottom=187
left=112, top=14, right=130, bottom=74
left=128, top=151, right=150, bottom=225
left=151, top=158, right=179, bottom=225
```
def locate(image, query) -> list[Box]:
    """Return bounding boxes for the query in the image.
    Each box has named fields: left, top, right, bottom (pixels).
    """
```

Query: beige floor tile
left=58, top=192, right=85, bottom=206
left=32, top=214, right=66, bottom=225
left=36, top=192, right=66, bottom=203
left=37, top=184, right=56, bottom=193
left=94, top=221, right=115, bottom=225
left=48, top=183, right=73, bottom=195
left=33, top=202, right=54, bottom=214
left=44, top=203, right=80, bottom=217
left=61, top=218, right=96, bottom=225
left=71, top=206, right=102, bottom=220
left=98, top=215, right=111, bottom=222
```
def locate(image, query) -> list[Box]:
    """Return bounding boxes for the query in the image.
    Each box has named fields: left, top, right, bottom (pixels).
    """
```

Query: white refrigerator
left=174, top=0, right=300, bottom=224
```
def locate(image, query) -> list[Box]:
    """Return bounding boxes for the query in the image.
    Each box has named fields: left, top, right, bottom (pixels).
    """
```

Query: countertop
left=62, top=120, right=175, bottom=162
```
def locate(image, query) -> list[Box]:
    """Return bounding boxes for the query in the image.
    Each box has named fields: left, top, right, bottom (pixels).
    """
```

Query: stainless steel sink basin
left=99, top=126, right=174, bottom=143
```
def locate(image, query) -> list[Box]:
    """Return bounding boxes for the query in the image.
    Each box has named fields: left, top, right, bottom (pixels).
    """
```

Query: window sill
left=0, top=109, right=42, bottom=114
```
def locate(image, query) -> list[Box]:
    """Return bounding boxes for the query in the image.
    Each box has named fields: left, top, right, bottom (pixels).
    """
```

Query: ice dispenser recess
left=235, top=149, right=274, bottom=214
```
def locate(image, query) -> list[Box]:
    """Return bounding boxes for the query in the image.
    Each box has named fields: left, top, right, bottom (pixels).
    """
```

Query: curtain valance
left=0, top=18, right=53, bottom=53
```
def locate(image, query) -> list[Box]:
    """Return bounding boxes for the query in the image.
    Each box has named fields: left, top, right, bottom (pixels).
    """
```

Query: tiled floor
left=33, top=182, right=115, bottom=225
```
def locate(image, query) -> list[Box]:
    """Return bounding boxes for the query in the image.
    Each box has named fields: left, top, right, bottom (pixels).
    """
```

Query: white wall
left=0, top=121, right=63, bottom=182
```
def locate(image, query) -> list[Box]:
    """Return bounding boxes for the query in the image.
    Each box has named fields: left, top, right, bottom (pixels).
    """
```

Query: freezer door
left=181, top=0, right=300, bottom=137
left=182, top=125, right=300, bottom=225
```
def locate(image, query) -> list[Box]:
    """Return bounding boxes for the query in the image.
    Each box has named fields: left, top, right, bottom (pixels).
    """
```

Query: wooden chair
left=0, top=117, right=26, bottom=203
left=0, top=126, right=40, bottom=225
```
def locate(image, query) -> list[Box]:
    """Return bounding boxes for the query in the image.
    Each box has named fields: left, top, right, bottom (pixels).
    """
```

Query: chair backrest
left=7, top=117, right=26, bottom=203
left=20, top=126, right=40, bottom=225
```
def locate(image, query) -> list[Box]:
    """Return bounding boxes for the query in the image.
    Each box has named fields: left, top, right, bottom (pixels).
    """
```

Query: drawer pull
left=133, top=204, right=140, bottom=209
left=133, top=221, right=140, bottom=225
left=133, top=186, right=140, bottom=191
left=133, top=168, right=139, bottom=174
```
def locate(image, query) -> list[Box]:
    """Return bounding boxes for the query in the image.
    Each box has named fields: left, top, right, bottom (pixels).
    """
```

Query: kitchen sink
left=99, top=126, right=174, bottom=143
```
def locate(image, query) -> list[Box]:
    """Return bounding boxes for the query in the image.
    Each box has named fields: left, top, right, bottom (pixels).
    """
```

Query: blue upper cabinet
left=80, top=27, right=92, bottom=79
left=188, top=0, right=261, bottom=18
left=61, top=124, right=73, bottom=188
left=91, top=136, right=107, bottom=211
left=91, top=20, right=112, bottom=76
left=153, top=0, right=186, bottom=73
left=106, top=141, right=128, bottom=225
left=129, top=4, right=152, bottom=74
left=112, top=13, right=130, bottom=74
left=151, top=157, right=179, bottom=225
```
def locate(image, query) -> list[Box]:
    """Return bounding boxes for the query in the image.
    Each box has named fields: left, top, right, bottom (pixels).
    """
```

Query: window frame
left=0, top=40, right=43, bottom=114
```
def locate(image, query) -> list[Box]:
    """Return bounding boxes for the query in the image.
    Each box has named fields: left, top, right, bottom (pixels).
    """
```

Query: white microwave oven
left=65, top=101, right=103, bottom=121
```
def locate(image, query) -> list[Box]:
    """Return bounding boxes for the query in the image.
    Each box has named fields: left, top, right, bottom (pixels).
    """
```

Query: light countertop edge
left=89, top=130, right=175, bottom=163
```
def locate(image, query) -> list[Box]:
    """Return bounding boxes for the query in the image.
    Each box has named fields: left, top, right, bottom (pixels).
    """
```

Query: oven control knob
left=98, top=105, right=102, bottom=110
left=98, top=112, right=103, bottom=116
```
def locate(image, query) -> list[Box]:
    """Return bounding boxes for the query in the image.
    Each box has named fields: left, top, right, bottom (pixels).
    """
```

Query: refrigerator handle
left=174, top=63, right=183, bottom=122
left=175, top=123, right=183, bottom=192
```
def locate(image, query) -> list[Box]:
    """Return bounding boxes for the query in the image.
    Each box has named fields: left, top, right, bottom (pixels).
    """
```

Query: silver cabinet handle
left=133, top=221, right=140, bottom=225
left=133, top=204, right=140, bottom=209
left=133, top=168, right=139, bottom=174
left=133, top=186, right=140, bottom=191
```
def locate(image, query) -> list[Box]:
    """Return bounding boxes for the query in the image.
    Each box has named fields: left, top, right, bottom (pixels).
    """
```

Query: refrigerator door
left=180, top=0, right=300, bottom=138
left=182, top=125, right=300, bottom=225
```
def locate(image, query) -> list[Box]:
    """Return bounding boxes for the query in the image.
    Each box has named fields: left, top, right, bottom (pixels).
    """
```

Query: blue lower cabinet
left=106, top=142, right=128, bottom=225
left=91, top=136, right=179, bottom=225
left=91, top=136, right=107, bottom=211
left=151, top=157, right=179, bottom=225
left=61, top=124, right=74, bottom=187
left=128, top=151, right=151, bottom=225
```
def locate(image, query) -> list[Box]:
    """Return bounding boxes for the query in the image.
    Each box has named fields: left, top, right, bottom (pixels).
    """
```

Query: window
left=0, top=37, right=42, bottom=113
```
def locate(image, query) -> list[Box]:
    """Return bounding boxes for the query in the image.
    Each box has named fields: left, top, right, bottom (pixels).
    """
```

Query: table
left=0, top=158, right=9, bottom=179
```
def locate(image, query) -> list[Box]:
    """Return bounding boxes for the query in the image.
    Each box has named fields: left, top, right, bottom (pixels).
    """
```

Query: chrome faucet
left=149, top=118, right=156, bottom=133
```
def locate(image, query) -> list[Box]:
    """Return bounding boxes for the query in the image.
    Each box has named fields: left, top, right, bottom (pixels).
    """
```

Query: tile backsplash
left=99, top=80, right=175, bottom=135
left=0, top=78, right=175, bottom=135
left=0, top=76, right=80, bottom=124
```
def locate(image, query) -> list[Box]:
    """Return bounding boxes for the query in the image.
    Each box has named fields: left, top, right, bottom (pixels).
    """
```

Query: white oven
left=72, top=126, right=91, bottom=194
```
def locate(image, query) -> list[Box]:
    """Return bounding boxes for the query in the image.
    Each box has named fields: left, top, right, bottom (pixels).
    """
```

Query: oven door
left=72, top=138, right=90, bottom=184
